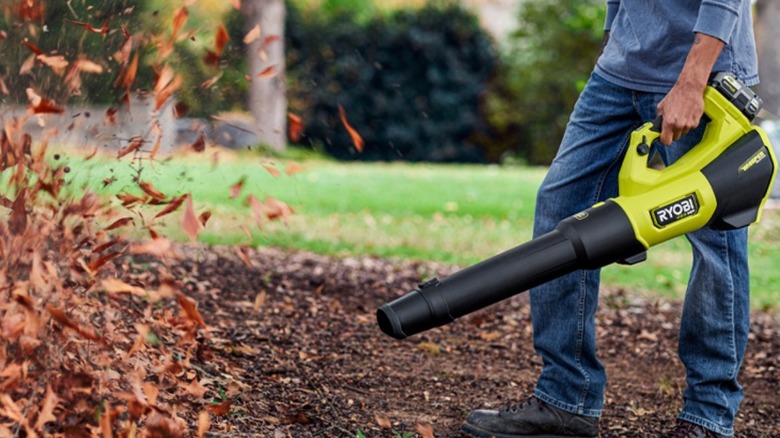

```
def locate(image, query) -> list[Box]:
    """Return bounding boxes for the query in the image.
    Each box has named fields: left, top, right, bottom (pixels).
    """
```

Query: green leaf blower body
left=377, top=73, right=778, bottom=340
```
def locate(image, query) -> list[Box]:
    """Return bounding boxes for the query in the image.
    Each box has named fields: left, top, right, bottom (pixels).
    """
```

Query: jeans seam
left=574, top=272, right=589, bottom=413
left=720, top=231, right=738, bottom=424
left=678, top=412, right=734, bottom=436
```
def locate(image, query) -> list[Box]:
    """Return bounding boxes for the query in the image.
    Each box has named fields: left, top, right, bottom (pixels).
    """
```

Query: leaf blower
left=377, top=72, right=777, bottom=340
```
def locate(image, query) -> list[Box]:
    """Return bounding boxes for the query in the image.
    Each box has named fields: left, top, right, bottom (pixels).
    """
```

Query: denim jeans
left=530, top=72, right=749, bottom=436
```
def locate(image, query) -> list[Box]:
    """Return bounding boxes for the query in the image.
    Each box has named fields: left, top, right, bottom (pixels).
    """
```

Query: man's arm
left=656, top=33, right=725, bottom=145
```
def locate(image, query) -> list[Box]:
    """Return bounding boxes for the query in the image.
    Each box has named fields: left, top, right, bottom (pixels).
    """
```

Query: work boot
left=661, top=420, right=727, bottom=438
left=461, top=397, right=599, bottom=438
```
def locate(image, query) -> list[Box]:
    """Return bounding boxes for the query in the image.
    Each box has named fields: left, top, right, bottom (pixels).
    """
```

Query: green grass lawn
left=57, top=147, right=780, bottom=311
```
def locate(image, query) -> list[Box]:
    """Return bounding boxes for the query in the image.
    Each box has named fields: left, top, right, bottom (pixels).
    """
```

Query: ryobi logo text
left=651, top=193, right=699, bottom=228
left=739, top=149, right=767, bottom=174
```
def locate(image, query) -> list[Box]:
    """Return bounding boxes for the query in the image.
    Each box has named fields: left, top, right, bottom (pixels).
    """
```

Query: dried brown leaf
left=198, top=211, right=212, bottom=226
left=262, top=163, right=280, bottom=177
left=338, top=105, right=364, bottom=152
left=185, top=379, right=207, bottom=398
left=129, top=237, right=172, bottom=258
left=117, top=192, right=147, bottom=207
left=254, top=291, right=267, bottom=310
left=34, top=385, right=59, bottom=430
left=37, top=54, right=69, bottom=75
left=200, top=73, right=222, bottom=89
left=177, top=292, right=207, bottom=329
left=26, top=89, right=64, bottom=114
left=46, top=305, right=101, bottom=341
left=117, top=138, right=144, bottom=158
left=262, top=35, right=281, bottom=49
left=215, top=25, right=230, bottom=56
left=88, top=250, right=124, bottom=272
left=101, top=278, right=146, bottom=297
left=21, top=40, right=42, bottom=55
left=105, top=217, right=134, bottom=231
left=139, top=180, right=167, bottom=200
left=285, top=161, right=303, bottom=176
left=190, top=133, right=206, bottom=152
left=154, top=195, right=186, bottom=218
left=206, top=400, right=232, bottom=416
left=181, top=195, right=202, bottom=243
left=243, top=25, right=261, bottom=44
left=257, top=65, right=277, bottom=79
left=229, top=177, right=246, bottom=199
left=122, top=52, right=139, bottom=89
left=287, top=113, right=303, bottom=142
left=66, top=19, right=109, bottom=37
left=75, top=59, right=104, bottom=74
left=247, top=195, right=264, bottom=229
left=417, top=424, right=435, bottom=438
left=375, top=414, right=392, bottom=429
left=171, top=7, right=189, bottom=43
left=197, top=410, right=210, bottom=438
left=9, top=188, right=27, bottom=235
left=262, top=196, right=294, bottom=222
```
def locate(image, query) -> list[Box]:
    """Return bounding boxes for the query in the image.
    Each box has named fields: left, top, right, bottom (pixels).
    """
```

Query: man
left=462, top=1, right=758, bottom=437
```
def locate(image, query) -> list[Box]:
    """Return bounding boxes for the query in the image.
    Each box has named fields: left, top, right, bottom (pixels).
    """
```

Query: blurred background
left=2, top=0, right=779, bottom=164
left=1, top=0, right=779, bottom=309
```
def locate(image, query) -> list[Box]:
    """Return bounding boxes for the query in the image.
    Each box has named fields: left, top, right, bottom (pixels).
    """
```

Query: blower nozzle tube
left=377, top=201, right=646, bottom=339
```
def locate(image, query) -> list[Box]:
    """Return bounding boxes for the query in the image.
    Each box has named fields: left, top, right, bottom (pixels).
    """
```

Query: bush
left=481, top=0, right=606, bottom=165
left=285, top=2, right=497, bottom=162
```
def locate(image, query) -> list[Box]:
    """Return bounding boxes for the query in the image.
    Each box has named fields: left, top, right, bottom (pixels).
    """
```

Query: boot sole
left=461, top=422, right=598, bottom=438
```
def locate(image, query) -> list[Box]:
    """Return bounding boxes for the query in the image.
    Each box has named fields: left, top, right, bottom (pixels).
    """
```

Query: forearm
left=676, top=33, right=725, bottom=92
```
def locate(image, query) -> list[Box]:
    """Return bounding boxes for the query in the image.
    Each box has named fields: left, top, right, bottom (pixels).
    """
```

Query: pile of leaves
left=0, top=1, right=287, bottom=436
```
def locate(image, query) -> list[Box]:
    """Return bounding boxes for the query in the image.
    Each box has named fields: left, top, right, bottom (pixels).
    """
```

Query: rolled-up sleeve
left=605, top=0, right=620, bottom=31
left=694, top=0, right=742, bottom=43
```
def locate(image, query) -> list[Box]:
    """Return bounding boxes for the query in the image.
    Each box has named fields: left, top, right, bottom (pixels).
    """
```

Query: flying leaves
left=0, top=5, right=302, bottom=437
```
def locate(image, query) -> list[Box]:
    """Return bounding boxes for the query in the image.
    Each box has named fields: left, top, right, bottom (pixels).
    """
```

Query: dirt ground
left=153, top=244, right=779, bottom=437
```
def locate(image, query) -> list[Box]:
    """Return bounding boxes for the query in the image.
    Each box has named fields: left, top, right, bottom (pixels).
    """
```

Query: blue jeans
left=530, top=72, right=749, bottom=436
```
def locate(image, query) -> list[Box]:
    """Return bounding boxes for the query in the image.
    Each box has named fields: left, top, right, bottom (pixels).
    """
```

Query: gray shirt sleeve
left=693, top=0, right=742, bottom=43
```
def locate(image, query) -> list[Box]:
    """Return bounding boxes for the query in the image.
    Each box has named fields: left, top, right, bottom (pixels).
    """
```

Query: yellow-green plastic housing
left=613, top=87, right=778, bottom=249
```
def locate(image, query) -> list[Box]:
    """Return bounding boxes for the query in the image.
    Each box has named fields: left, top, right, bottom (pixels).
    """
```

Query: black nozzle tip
left=376, top=304, right=407, bottom=340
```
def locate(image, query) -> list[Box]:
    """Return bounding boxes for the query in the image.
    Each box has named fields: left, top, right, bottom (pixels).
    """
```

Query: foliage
left=481, top=0, right=606, bottom=165
left=284, top=1, right=498, bottom=162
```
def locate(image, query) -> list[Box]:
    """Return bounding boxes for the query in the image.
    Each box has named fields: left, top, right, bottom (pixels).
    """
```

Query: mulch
left=154, top=244, right=779, bottom=437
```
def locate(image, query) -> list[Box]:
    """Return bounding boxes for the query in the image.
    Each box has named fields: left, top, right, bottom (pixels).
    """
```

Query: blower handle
left=619, top=73, right=756, bottom=196
left=650, top=116, right=663, bottom=133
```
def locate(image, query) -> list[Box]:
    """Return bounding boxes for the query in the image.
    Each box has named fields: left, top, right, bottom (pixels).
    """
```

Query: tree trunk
left=755, top=0, right=780, bottom=116
left=243, top=0, right=287, bottom=152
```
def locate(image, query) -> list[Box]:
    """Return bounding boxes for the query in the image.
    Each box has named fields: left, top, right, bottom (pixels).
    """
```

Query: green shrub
left=481, top=0, right=606, bottom=165
left=285, top=2, right=498, bottom=162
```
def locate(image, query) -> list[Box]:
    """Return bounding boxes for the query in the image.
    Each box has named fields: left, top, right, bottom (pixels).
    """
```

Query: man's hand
left=656, top=33, right=725, bottom=146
